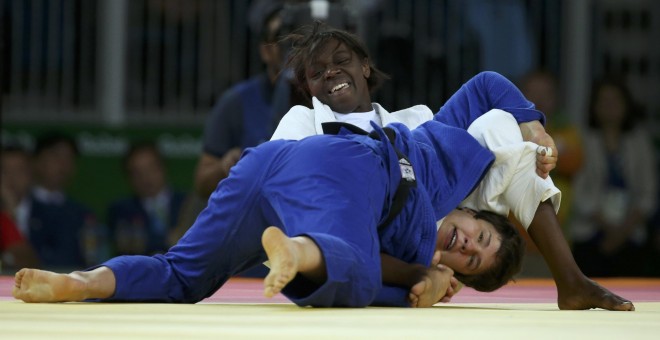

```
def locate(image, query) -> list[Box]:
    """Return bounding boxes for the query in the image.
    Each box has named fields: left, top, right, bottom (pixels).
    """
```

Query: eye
left=467, top=255, right=475, bottom=268
left=310, top=70, right=322, bottom=79
left=478, top=232, right=484, bottom=243
left=338, top=58, right=350, bottom=65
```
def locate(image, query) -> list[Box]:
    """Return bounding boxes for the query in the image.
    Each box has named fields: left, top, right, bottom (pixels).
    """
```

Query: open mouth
left=445, top=227, right=457, bottom=250
left=329, top=82, right=349, bottom=95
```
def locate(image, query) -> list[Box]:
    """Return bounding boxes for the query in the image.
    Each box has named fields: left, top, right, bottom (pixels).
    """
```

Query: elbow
left=193, top=175, right=214, bottom=199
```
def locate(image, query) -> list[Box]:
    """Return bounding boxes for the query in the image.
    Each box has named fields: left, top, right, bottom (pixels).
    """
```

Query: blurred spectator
left=0, top=145, right=34, bottom=237
left=29, top=133, right=101, bottom=268
left=1, top=145, right=40, bottom=270
left=464, top=0, right=535, bottom=80
left=107, top=142, right=186, bottom=256
left=179, top=0, right=287, bottom=278
left=193, top=0, right=288, bottom=199
left=520, top=69, right=584, bottom=229
left=571, top=76, right=657, bottom=277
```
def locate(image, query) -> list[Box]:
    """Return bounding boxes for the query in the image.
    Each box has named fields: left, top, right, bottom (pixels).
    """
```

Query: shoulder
left=170, top=191, right=187, bottom=206
left=277, top=105, right=317, bottom=126
left=209, top=76, right=266, bottom=115
left=284, top=104, right=315, bottom=117
left=108, top=197, right=142, bottom=212
left=467, top=109, right=522, bottom=147
left=626, top=125, right=653, bottom=141
left=385, top=104, right=434, bottom=128
left=271, top=105, right=318, bottom=140
left=60, top=196, right=92, bottom=213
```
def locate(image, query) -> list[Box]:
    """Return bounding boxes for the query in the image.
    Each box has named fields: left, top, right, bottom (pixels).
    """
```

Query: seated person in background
left=0, top=209, right=40, bottom=270
left=0, top=145, right=34, bottom=243
left=194, top=0, right=289, bottom=199
left=107, top=142, right=187, bottom=256
left=29, top=132, right=100, bottom=268
left=571, top=76, right=657, bottom=277
left=0, top=145, right=40, bottom=269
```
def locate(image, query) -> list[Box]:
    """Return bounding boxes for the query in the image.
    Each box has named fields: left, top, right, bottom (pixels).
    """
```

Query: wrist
left=519, top=121, right=544, bottom=141
left=405, top=264, right=431, bottom=288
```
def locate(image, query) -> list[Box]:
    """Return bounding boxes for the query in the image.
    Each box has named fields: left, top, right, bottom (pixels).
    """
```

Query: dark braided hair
left=282, top=21, right=389, bottom=99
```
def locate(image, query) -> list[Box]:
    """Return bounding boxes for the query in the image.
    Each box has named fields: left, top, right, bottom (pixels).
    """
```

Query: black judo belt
left=321, top=122, right=417, bottom=229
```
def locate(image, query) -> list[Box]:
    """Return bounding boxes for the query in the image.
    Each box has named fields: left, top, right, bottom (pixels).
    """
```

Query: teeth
left=448, top=229, right=457, bottom=250
left=331, top=83, right=348, bottom=93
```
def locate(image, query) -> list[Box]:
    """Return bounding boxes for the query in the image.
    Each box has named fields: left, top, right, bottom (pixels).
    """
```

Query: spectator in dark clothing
left=107, top=142, right=186, bottom=256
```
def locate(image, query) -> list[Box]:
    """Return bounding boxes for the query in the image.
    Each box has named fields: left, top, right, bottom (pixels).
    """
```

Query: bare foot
left=12, top=268, right=89, bottom=303
left=557, top=277, right=635, bottom=311
left=409, top=279, right=428, bottom=308
left=408, top=265, right=454, bottom=308
left=261, top=227, right=300, bottom=298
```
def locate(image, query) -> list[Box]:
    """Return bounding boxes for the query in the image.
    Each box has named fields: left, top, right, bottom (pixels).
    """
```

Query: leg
left=261, top=226, right=326, bottom=298
left=260, top=137, right=389, bottom=307
left=529, top=201, right=634, bottom=311
left=13, top=267, right=115, bottom=303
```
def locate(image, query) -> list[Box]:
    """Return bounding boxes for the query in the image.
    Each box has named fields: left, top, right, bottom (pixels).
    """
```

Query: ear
left=362, top=58, right=371, bottom=79
left=259, top=43, right=277, bottom=65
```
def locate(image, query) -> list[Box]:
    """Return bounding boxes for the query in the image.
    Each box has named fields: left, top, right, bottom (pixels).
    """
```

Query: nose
left=325, top=67, right=340, bottom=78
left=459, top=237, right=477, bottom=255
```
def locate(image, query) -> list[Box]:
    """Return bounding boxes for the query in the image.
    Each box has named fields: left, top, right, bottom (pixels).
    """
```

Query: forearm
left=194, top=163, right=227, bottom=198
left=434, top=71, right=544, bottom=129
left=519, top=121, right=546, bottom=142
left=380, top=253, right=426, bottom=288
left=194, top=152, right=237, bottom=198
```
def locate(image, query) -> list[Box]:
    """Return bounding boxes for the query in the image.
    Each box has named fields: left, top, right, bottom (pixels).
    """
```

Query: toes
left=408, top=293, right=419, bottom=307
left=610, top=300, right=635, bottom=311
left=410, top=280, right=426, bottom=297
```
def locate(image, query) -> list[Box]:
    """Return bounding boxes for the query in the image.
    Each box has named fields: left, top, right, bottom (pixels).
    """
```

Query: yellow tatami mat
left=1, top=277, right=659, bottom=339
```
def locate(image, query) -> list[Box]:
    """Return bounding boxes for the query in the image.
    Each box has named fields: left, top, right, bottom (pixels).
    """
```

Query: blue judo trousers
left=100, top=71, right=544, bottom=307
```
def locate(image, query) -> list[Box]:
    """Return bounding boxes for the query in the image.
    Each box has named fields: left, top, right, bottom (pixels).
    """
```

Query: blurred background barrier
left=2, top=0, right=658, bottom=131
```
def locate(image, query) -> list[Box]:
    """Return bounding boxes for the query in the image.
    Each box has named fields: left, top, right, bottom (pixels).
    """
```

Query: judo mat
left=1, top=276, right=659, bottom=339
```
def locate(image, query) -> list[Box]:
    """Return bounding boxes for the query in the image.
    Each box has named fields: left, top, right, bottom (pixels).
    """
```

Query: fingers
left=433, top=273, right=462, bottom=304
left=408, top=292, right=419, bottom=308
left=443, top=285, right=455, bottom=302
left=436, top=264, right=454, bottom=276
left=431, top=250, right=441, bottom=266
left=535, top=146, right=557, bottom=179
left=452, top=277, right=464, bottom=294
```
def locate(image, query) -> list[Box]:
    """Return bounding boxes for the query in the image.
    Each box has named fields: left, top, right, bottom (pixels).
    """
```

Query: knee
left=475, top=70, right=505, bottom=85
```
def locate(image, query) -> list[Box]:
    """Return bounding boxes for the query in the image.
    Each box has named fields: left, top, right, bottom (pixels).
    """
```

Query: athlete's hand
left=519, top=121, right=558, bottom=178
